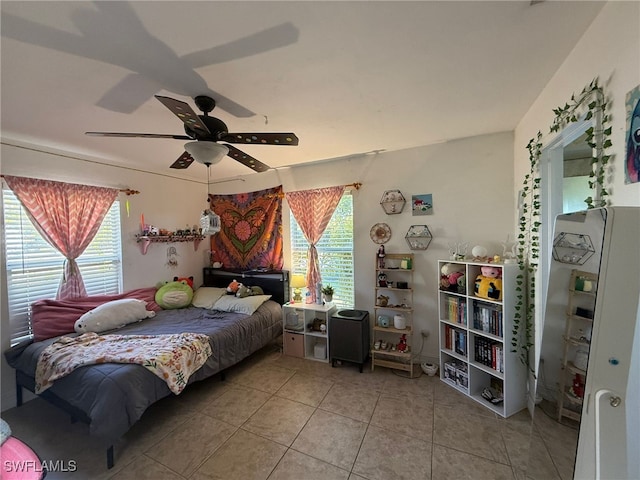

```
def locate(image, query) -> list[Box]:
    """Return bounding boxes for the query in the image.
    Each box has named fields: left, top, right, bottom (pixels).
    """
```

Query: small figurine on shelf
left=397, top=334, right=408, bottom=352
left=377, top=245, right=386, bottom=269
left=378, top=272, right=388, bottom=287
left=376, top=294, right=389, bottom=306
left=570, top=373, right=585, bottom=399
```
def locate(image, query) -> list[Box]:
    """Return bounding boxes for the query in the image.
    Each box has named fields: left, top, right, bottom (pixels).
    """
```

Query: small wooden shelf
left=135, top=234, right=205, bottom=254
left=373, top=325, right=413, bottom=335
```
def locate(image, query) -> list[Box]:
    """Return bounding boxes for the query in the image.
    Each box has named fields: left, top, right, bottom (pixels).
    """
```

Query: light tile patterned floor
left=1, top=342, right=577, bottom=479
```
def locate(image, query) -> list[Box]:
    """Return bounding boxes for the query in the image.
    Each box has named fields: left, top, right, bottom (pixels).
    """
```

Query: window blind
left=3, top=190, right=123, bottom=345
left=290, top=192, right=354, bottom=308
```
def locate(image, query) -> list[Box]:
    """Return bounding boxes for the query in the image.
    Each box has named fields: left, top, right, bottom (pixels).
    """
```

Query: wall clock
left=370, top=223, right=391, bottom=244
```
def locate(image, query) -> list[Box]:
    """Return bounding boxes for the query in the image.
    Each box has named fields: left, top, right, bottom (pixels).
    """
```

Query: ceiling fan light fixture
left=184, top=141, right=229, bottom=165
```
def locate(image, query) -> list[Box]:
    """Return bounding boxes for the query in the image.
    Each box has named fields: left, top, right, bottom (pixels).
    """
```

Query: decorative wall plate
left=370, top=223, right=391, bottom=244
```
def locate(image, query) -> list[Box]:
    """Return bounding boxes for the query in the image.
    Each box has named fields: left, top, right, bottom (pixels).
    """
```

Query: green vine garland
left=512, top=132, right=541, bottom=370
left=512, top=78, right=612, bottom=371
left=549, top=78, right=612, bottom=208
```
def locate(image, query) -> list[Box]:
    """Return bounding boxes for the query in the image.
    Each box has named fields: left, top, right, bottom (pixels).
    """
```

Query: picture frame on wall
left=411, top=194, right=433, bottom=215
left=625, top=84, right=640, bottom=184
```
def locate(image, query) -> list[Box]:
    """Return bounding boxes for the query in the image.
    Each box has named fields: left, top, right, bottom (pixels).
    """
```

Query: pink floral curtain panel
left=285, top=185, right=345, bottom=303
left=3, top=176, right=118, bottom=300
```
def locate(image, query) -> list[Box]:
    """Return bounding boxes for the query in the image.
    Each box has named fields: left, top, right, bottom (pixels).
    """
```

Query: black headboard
left=202, top=268, right=290, bottom=305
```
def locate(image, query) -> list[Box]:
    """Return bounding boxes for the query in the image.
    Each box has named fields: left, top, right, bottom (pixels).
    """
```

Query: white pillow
left=74, top=298, right=155, bottom=333
left=212, top=295, right=272, bottom=315
left=192, top=287, right=227, bottom=309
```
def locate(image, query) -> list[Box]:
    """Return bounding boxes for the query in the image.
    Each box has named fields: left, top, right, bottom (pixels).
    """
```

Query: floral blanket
left=35, top=332, right=212, bottom=395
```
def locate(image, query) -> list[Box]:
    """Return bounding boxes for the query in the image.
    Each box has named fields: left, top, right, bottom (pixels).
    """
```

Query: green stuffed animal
left=155, top=279, right=194, bottom=309
left=235, top=284, right=264, bottom=298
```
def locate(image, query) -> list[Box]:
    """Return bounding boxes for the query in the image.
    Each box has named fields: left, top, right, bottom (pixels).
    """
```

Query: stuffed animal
left=474, top=266, right=502, bottom=300
left=226, top=279, right=241, bottom=294
left=75, top=299, right=155, bottom=333
left=155, top=280, right=194, bottom=309
left=440, top=263, right=465, bottom=293
left=378, top=272, right=388, bottom=287
left=377, top=294, right=389, bottom=307
left=173, top=276, right=194, bottom=289
left=236, top=284, right=265, bottom=298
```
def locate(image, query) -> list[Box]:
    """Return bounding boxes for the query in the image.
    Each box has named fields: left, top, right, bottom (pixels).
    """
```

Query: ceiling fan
left=86, top=95, right=299, bottom=172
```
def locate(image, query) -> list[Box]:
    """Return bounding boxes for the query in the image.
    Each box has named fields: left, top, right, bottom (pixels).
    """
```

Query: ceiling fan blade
left=86, top=132, right=191, bottom=139
left=223, top=144, right=270, bottom=172
left=155, top=95, right=211, bottom=135
left=220, top=132, right=299, bottom=146
left=169, top=151, right=195, bottom=169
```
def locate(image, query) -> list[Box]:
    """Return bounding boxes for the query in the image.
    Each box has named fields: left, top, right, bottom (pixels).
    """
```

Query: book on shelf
left=473, top=301, right=503, bottom=337
left=444, top=324, right=467, bottom=356
left=446, top=296, right=467, bottom=326
left=474, top=337, right=503, bottom=373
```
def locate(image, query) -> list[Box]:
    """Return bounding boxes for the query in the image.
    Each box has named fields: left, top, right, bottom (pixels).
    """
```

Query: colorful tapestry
left=209, top=186, right=283, bottom=270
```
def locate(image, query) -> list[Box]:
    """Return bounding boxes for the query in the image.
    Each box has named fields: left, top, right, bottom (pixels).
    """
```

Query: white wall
left=1, top=131, right=515, bottom=409
left=213, top=131, right=516, bottom=366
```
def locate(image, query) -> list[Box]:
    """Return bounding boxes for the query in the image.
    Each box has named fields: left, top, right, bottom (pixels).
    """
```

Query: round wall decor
left=370, top=223, right=391, bottom=244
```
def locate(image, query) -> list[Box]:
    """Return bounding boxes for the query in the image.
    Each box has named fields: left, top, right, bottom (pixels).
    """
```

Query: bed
left=4, top=269, right=289, bottom=468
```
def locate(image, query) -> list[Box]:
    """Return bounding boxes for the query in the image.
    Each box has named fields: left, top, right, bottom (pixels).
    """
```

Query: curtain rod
left=1, top=174, right=139, bottom=195
left=266, top=182, right=362, bottom=198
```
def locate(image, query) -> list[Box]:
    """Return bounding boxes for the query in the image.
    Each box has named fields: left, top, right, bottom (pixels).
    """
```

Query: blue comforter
left=5, top=302, right=282, bottom=444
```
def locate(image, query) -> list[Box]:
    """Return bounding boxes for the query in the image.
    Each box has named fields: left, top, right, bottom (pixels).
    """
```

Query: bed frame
left=12, top=268, right=289, bottom=469
left=202, top=268, right=289, bottom=305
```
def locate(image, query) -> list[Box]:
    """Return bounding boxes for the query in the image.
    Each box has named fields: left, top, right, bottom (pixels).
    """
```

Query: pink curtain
left=285, top=185, right=345, bottom=303
left=4, top=176, right=118, bottom=300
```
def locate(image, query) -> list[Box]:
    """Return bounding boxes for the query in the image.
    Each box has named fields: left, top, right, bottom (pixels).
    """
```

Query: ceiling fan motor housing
left=185, top=115, right=228, bottom=141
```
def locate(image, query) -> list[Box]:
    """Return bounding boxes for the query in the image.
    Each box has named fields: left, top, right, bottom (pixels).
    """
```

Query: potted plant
left=321, top=285, right=334, bottom=302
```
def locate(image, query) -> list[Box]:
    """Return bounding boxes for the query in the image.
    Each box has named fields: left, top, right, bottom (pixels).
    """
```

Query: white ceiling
left=1, top=1, right=604, bottom=182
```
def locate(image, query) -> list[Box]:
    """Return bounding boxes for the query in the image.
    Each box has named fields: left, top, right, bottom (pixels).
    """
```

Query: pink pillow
left=1, top=437, right=44, bottom=479
left=31, top=287, right=160, bottom=342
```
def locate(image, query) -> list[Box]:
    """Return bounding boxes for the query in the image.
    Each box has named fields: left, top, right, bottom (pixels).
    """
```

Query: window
left=3, top=190, right=123, bottom=345
left=290, top=192, right=354, bottom=308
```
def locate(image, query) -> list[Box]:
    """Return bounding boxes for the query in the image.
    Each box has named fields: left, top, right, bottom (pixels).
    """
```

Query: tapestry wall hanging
left=208, top=185, right=284, bottom=270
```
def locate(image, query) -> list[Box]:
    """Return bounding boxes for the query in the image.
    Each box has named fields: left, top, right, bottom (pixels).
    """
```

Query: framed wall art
left=625, top=84, right=640, bottom=184
left=411, top=194, right=433, bottom=215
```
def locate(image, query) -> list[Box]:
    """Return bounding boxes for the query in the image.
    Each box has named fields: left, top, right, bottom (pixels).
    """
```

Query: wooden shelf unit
left=371, top=253, right=416, bottom=377
left=557, top=269, right=598, bottom=423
